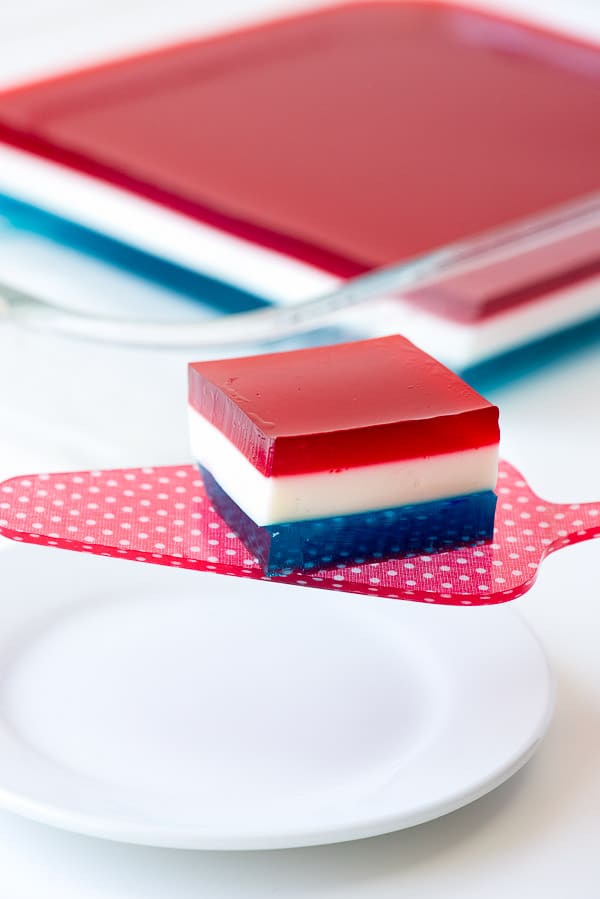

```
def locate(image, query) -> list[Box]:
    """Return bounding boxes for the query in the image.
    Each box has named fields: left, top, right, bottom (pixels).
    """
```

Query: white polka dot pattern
left=0, top=461, right=598, bottom=605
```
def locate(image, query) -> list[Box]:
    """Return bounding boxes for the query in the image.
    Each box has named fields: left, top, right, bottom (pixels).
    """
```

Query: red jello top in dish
left=0, top=2, right=599, bottom=321
left=188, top=335, right=499, bottom=477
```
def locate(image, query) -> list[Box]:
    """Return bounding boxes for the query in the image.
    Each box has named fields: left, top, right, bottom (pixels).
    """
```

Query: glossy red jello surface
left=0, top=1, right=599, bottom=315
left=188, top=336, right=499, bottom=476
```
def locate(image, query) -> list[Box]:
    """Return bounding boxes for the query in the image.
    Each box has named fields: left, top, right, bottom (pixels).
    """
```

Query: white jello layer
left=189, top=407, right=498, bottom=526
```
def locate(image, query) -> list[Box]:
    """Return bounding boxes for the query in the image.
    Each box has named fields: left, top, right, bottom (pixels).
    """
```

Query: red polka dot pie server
left=0, top=460, right=598, bottom=605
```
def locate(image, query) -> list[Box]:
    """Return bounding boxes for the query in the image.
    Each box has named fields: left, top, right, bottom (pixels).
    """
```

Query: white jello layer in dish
left=1, top=144, right=599, bottom=371
left=189, top=406, right=499, bottom=526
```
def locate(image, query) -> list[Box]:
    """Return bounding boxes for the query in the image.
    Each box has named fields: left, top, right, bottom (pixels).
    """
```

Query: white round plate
left=0, top=544, right=553, bottom=850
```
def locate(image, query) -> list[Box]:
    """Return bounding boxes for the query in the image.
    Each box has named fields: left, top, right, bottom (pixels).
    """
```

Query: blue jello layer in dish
left=199, top=466, right=497, bottom=576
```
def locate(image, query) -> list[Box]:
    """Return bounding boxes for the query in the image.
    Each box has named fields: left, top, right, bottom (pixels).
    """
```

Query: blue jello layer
left=198, top=466, right=497, bottom=577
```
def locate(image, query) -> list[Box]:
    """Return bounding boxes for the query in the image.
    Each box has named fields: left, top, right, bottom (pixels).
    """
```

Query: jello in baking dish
left=188, top=336, right=499, bottom=574
left=1, top=2, right=599, bottom=368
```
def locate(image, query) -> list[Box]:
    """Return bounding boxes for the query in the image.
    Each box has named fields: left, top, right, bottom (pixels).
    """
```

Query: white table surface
left=0, top=0, right=599, bottom=896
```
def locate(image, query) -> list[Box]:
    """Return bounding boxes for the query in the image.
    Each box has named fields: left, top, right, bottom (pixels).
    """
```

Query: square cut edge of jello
left=188, top=335, right=499, bottom=574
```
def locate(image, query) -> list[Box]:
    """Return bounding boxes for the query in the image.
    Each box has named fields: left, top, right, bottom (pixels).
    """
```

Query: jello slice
left=188, top=336, right=499, bottom=574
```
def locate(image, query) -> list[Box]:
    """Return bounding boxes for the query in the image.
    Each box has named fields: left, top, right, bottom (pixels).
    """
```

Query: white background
left=0, top=1, right=599, bottom=896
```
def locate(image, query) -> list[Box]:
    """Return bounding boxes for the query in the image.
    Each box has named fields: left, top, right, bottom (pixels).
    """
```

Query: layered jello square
left=188, top=336, right=499, bottom=575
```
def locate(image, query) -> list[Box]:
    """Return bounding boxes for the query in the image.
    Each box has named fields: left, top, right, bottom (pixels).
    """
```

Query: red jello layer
left=0, top=2, right=599, bottom=319
left=188, top=336, right=499, bottom=477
